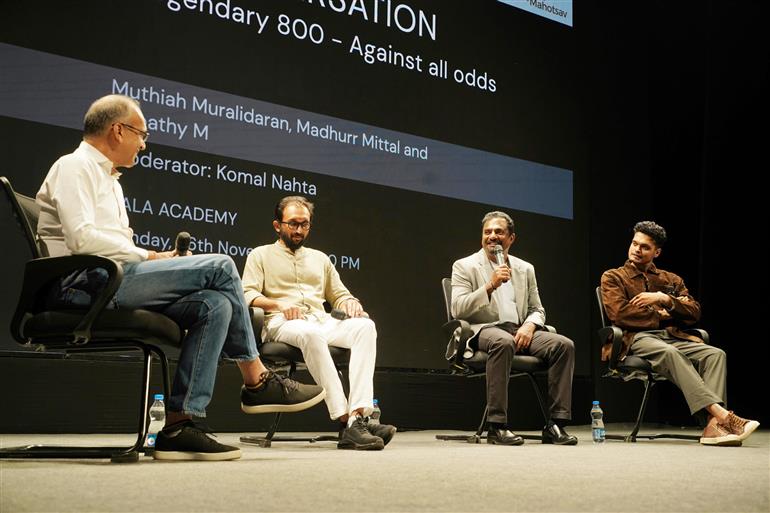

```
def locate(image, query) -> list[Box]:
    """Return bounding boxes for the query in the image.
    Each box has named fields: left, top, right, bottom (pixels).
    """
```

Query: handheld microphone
left=330, top=308, right=370, bottom=320
left=330, top=308, right=350, bottom=320
left=493, top=244, right=506, bottom=267
left=175, top=231, right=191, bottom=256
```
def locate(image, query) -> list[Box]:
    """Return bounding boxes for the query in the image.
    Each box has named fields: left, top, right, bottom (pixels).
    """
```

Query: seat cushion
left=24, top=309, right=182, bottom=348
left=618, top=355, right=653, bottom=373
left=259, top=341, right=350, bottom=365
left=464, top=351, right=546, bottom=374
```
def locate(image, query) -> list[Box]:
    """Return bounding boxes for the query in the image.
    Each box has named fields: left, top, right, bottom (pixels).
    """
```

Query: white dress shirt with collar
left=36, top=141, right=148, bottom=263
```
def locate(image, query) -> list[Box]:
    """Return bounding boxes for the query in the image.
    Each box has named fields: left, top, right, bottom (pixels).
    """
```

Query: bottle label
left=145, top=433, right=157, bottom=447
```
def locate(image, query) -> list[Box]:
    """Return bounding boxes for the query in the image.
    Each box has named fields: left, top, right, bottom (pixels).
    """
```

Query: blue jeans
left=113, top=254, right=259, bottom=416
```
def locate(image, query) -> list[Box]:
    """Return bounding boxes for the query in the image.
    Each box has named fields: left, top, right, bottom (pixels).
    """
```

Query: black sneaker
left=338, top=417, right=385, bottom=450
left=241, top=370, right=326, bottom=414
left=153, top=420, right=241, bottom=461
left=365, top=418, right=397, bottom=446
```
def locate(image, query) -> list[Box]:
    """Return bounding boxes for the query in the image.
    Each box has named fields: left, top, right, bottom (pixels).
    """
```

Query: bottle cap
left=373, top=399, right=379, bottom=406
left=592, top=400, right=600, bottom=405
left=154, top=394, right=164, bottom=401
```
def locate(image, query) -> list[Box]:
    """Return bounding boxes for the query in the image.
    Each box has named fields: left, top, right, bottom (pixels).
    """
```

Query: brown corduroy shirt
left=599, top=260, right=702, bottom=361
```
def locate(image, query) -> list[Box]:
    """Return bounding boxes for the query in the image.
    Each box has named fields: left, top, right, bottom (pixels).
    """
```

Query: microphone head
left=330, top=308, right=350, bottom=320
left=175, top=231, right=191, bottom=254
left=493, top=244, right=505, bottom=266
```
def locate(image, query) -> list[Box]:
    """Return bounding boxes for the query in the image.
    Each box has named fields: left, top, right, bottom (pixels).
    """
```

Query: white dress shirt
left=483, top=257, right=520, bottom=325
left=36, top=141, right=148, bottom=263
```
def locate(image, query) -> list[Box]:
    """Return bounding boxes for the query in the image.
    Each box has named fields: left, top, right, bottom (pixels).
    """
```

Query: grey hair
left=83, top=94, right=141, bottom=136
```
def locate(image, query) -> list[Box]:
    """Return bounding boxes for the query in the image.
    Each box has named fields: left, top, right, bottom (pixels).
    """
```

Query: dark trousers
left=476, top=325, right=575, bottom=425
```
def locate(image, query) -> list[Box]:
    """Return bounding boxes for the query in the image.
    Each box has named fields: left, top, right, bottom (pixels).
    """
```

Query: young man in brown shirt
left=601, top=221, right=758, bottom=446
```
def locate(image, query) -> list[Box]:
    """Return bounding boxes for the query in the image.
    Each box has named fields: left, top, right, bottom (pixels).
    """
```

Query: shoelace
left=352, top=417, right=370, bottom=433
left=165, top=419, right=219, bottom=439
left=192, top=421, right=224, bottom=442
left=723, top=412, right=746, bottom=434
left=266, top=370, right=299, bottom=393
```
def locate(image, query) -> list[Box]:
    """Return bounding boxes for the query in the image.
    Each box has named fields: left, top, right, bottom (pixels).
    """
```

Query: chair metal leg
left=435, top=371, right=550, bottom=443
left=525, top=373, right=549, bottom=423
left=470, top=405, right=488, bottom=443
left=241, top=411, right=282, bottom=448
left=605, top=376, right=700, bottom=442
left=518, top=372, right=547, bottom=441
left=240, top=361, right=340, bottom=447
left=126, top=346, right=154, bottom=461
left=605, top=375, right=653, bottom=443
left=625, top=376, right=653, bottom=442
left=0, top=344, right=157, bottom=463
left=146, top=344, right=171, bottom=399
left=436, top=405, right=487, bottom=444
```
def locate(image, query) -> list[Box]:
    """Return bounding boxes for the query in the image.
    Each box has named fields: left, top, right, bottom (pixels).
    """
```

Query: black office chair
left=595, top=286, right=702, bottom=442
left=0, top=176, right=180, bottom=463
left=436, top=278, right=549, bottom=443
left=239, top=307, right=350, bottom=447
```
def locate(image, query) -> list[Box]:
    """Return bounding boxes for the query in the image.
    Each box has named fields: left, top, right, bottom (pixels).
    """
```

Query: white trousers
left=267, top=315, right=377, bottom=420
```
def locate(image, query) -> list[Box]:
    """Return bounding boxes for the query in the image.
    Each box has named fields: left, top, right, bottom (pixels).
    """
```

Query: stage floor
left=2, top=425, right=768, bottom=512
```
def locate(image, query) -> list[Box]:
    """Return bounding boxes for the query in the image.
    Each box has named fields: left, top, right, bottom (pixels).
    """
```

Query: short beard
left=280, top=231, right=305, bottom=251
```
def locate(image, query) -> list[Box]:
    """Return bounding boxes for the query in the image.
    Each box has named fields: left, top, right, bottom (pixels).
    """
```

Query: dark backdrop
left=0, top=0, right=766, bottom=430
left=584, top=1, right=767, bottom=425
left=0, top=0, right=589, bottom=372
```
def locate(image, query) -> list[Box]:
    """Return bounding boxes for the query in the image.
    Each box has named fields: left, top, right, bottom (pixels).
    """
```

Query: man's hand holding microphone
left=147, top=231, right=192, bottom=260
left=486, top=244, right=510, bottom=295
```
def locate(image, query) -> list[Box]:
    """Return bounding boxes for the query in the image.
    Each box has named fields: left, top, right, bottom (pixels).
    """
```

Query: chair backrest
left=595, top=286, right=610, bottom=328
left=1, top=176, right=44, bottom=259
left=441, top=277, right=453, bottom=322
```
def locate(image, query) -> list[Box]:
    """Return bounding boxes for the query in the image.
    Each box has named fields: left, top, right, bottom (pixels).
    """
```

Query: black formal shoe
left=487, top=426, right=524, bottom=446
left=541, top=422, right=578, bottom=445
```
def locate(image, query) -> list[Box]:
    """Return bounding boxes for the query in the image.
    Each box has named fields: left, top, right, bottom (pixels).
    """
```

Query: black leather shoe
left=541, top=422, right=578, bottom=445
left=487, top=427, right=524, bottom=446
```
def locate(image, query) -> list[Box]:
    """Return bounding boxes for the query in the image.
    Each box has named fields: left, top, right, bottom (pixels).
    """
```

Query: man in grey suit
left=451, top=211, right=577, bottom=445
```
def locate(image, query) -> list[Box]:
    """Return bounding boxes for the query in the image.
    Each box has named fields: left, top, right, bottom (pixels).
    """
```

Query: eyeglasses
left=280, top=221, right=311, bottom=231
left=116, top=122, right=149, bottom=142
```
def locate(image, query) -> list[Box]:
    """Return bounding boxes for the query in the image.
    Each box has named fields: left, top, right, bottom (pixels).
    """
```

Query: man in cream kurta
left=242, top=196, right=396, bottom=450
left=450, top=211, right=577, bottom=445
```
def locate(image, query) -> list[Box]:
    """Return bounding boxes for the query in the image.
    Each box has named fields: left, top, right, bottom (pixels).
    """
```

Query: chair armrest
left=685, top=328, right=709, bottom=345
left=12, top=255, right=120, bottom=345
left=544, top=325, right=556, bottom=334
left=249, top=307, right=266, bottom=345
left=442, top=319, right=472, bottom=366
left=598, top=325, right=624, bottom=372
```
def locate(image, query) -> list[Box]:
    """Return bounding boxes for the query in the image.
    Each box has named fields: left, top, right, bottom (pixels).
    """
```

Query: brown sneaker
left=720, top=411, right=760, bottom=442
left=700, top=420, right=742, bottom=446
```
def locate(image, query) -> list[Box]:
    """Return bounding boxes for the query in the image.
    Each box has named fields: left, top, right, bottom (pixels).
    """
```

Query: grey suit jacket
left=448, top=249, right=546, bottom=359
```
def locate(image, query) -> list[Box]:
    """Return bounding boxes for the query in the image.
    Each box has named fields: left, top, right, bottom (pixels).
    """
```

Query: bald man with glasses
left=35, top=95, right=325, bottom=461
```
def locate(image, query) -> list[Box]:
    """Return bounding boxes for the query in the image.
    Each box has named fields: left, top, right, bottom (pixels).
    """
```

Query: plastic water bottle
left=370, top=399, right=381, bottom=425
left=145, top=394, right=165, bottom=448
left=591, top=400, right=605, bottom=443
